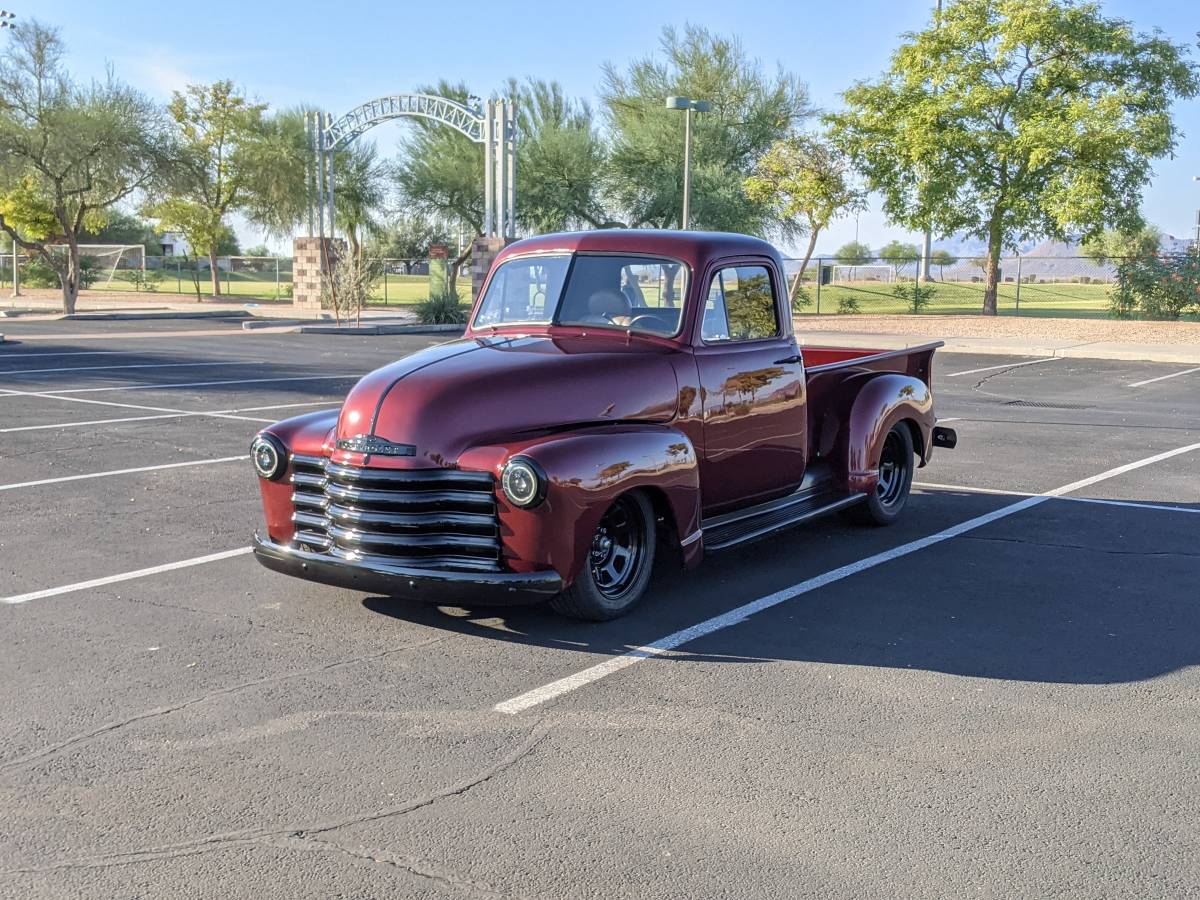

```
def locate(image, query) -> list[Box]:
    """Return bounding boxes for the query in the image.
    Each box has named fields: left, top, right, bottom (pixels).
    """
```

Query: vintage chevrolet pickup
left=252, top=230, right=957, bottom=619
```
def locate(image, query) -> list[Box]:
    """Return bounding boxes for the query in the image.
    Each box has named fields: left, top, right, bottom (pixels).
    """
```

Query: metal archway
left=307, top=93, right=515, bottom=242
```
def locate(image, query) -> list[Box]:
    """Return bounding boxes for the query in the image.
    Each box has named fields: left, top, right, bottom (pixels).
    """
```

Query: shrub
left=320, top=253, right=379, bottom=326
left=836, top=295, right=861, bottom=314
left=891, top=280, right=938, bottom=314
left=1110, top=251, right=1200, bottom=320
left=790, top=284, right=812, bottom=311
left=414, top=284, right=469, bottom=325
left=20, top=256, right=99, bottom=289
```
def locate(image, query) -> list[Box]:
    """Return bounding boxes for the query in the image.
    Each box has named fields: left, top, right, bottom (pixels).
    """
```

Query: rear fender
left=840, top=373, right=934, bottom=494
left=459, top=425, right=702, bottom=586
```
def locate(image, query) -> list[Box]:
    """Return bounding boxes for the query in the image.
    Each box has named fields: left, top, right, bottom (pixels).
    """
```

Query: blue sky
left=31, top=0, right=1200, bottom=254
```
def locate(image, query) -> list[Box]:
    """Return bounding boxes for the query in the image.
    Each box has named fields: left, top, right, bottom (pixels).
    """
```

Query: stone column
left=471, top=236, right=508, bottom=301
left=291, top=236, right=340, bottom=314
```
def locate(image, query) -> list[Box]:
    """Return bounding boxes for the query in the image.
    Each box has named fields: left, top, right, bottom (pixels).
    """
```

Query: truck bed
left=802, top=341, right=944, bottom=463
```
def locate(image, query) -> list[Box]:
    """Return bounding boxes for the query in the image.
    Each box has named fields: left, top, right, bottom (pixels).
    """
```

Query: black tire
left=550, top=492, right=657, bottom=621
left=846, top=423, right=914, bottom=527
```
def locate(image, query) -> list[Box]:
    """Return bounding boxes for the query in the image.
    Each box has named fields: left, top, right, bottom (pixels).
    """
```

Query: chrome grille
left=289, top=454, right=501, bottom=572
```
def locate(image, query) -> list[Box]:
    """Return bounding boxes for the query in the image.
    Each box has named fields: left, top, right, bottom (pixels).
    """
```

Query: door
left=692, top=261, right=807, bottom=513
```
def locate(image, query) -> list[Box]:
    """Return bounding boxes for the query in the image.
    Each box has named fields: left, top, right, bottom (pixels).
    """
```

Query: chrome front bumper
left=253, top=534, right=563, bottom=606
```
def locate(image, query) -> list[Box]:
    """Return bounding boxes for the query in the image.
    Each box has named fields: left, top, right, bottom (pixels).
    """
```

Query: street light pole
left=920, top=0, right=942, bottom=282
left=1193, top=176, right=1200, bottom=248
left=666, top=96, right=710, bottom=230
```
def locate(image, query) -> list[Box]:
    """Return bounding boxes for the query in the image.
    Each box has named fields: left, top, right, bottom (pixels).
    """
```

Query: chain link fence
left=780, top=255, right=1134, bottom=317
left=0, top=252, right=471, bottom=306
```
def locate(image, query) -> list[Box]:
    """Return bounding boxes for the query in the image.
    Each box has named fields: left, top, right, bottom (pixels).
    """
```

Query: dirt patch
left=794, top=314, right=1200, bottom=346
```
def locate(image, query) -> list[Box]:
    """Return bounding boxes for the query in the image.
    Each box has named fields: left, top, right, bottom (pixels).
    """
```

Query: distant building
left=159, top=232, right=191, bottom=257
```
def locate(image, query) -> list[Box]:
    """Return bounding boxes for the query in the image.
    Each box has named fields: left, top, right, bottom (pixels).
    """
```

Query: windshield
left=472, top=253, right=689, bottom=337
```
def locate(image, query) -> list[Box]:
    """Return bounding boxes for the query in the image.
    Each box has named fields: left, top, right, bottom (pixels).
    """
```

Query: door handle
left=773, top=354, right=803, bottom=365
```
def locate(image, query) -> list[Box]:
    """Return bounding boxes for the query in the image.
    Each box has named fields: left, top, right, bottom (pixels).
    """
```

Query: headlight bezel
left=251, top=433, right=287, bottom=481
left=501, top=456, right=547, bottom=509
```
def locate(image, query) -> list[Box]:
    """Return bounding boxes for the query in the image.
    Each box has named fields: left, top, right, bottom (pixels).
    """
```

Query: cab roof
left=494, top=229, right=782, bottom=270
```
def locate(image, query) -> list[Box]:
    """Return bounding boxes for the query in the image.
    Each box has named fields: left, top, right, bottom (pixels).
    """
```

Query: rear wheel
left=550, top=492, right=656, bottom=621
left=846, top=423, right=914, bottom=526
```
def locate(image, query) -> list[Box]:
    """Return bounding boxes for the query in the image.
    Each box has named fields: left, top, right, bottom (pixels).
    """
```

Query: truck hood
left=335, top=334, right=680, bottom=465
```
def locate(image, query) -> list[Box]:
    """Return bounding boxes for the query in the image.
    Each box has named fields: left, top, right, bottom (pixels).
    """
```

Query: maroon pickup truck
left=252, top=230, right=956, bottom=620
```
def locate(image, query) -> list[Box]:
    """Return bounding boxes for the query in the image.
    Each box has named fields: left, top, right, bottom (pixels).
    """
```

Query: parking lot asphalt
left=1, top=319, right=1197, bottom=899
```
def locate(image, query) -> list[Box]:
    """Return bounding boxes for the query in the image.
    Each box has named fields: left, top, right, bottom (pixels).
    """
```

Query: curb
left=62, top=310, right=252, bottom=321
left=295, top=323, right=464, bottom=336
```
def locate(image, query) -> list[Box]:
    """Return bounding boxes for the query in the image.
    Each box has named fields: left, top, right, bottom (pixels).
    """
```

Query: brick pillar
left=471, top=236, right=508, bottom=301
left=291, top=236, right=341, bottom=313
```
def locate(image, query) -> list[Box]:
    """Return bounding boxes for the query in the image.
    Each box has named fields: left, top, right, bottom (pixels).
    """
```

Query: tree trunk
left=982, top=216, right=1003, bottom=316
left=209, top=248, right=221, bottom=298
left=448, top=242, right=473, bottom=301
left=61, top=238, right=81, bottom=315
left=348, top=227, right=361, bottom=262
left=789, top=230, right=821, bottom=302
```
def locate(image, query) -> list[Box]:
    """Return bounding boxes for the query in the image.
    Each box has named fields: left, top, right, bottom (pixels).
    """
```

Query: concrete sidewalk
left=793, top=329, right=1200, bottom=364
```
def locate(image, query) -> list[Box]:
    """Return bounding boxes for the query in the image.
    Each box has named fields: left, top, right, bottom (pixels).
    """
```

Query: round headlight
left=251, top=434, right=286, bottom=481
left=501, top=457, right=546, bottom=508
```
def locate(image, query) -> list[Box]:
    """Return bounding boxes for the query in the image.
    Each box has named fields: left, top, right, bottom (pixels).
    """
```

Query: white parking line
left=944, top=357, right=1060, bottom=378
left=0, top=456, right=248, bottom=492
left=494, top=439, right=1200, bottom=715
left=0, top=350, right=124, bottom=359
left=0, top=373, right=363, bottom=396
left=1, top=548, right=254, bottom=606
left=0, top=401, right=339, bottom=434
left=1128, top=366, right=1200, bottom=388
left=5, top=391, right=275, bottom=424
left=0, top=360, right=255, bottom=376
left=915, top=481, right=1200, bottom=515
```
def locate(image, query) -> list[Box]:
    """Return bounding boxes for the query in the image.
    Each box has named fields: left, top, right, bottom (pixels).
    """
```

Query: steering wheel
left=628, top=314, right=665, bottom=332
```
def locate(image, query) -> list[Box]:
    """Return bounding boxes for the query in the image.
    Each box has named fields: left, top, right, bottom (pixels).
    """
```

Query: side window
left=701, top=265, right=779, bottom=342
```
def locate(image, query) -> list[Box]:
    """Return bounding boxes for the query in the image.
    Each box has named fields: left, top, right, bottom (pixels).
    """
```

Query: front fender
left=256, top=409, right=340, bottom=545
left=841, top=374, right=934, bottom=494
left=459, top=425, right=701, bottom=586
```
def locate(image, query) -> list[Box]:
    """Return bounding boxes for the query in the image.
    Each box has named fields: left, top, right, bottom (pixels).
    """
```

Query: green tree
left=82, top=209, right=163, bottom=255
left=335, top=140, right=387, bottom=260
left=367, top=213, right=453, bottom=273
left=147, top=80, right=267, bottom=297
left=834, top=241, right=872, bottom=264
left=1082, top=225, right=1162, bottom=266
left=600, top=24, right=809, bottom=231
left=930, top=249, right=958, bottom=267
left=394, top=80, right=485, bottom=297
left=241, top=105, right=311, bottom=240
left=878, top=240, right=919, bottom=261
left=0, top=22, right=170, bottom=312
left=507, top=78, right=609, bottom=232
left=744, top=133, right=866, bottom=297
left=827, top=0, right=1199, bottom=315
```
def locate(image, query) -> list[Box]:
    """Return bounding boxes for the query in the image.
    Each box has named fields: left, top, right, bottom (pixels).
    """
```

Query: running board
left=701, top=487, right=866, bottom=551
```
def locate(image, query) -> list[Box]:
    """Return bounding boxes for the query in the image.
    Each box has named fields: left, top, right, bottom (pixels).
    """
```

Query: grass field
left=801, top=279, right=1117, bottom=318
left=85, top=269, right=472, bottom=306
left=16, top=267, right=1193, bottom=321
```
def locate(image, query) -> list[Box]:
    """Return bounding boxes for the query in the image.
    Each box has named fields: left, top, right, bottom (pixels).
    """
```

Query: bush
left=790, top=284, right=812, bottom=311
left=320, top=253, right=379, bottom=326
left=19, top=256, right=99, bottom=289
left=1110, top=251, right=1200, bottom=320
left=836, top=295, right=861, bottom=315
left=891, top=280, right=938, bottom=314
left=414, top=284, right=469, bottom=325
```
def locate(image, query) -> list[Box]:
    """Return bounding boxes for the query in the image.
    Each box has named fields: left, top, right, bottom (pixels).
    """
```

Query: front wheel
left=846, top=423, right=914, bottom=527
left=550, top=492, right=656, bottom=621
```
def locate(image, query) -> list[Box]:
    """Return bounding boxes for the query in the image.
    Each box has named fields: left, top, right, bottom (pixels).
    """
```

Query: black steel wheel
left=551, top=492, right=657, bottom=621
left=846, top=423, right=915, bottom=527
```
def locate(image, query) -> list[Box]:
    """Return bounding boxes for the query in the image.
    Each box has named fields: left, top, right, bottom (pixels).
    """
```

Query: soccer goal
left=831, top=264, right=895, bottom=284
left=75, top=244, right=146, bottom=288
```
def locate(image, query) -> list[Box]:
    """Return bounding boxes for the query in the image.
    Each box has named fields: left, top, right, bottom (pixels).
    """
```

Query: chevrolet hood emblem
left=335, top=434, right=416, bottom=457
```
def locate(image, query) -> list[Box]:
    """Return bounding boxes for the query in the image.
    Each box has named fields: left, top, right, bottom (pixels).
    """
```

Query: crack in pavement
left=960, top=535, right=1200, bottom=558
left=0, top=720, right=550, bottom=889
left=272, top=833, right=522, bottom=899
left=0, top=634, right=450, bottom=778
